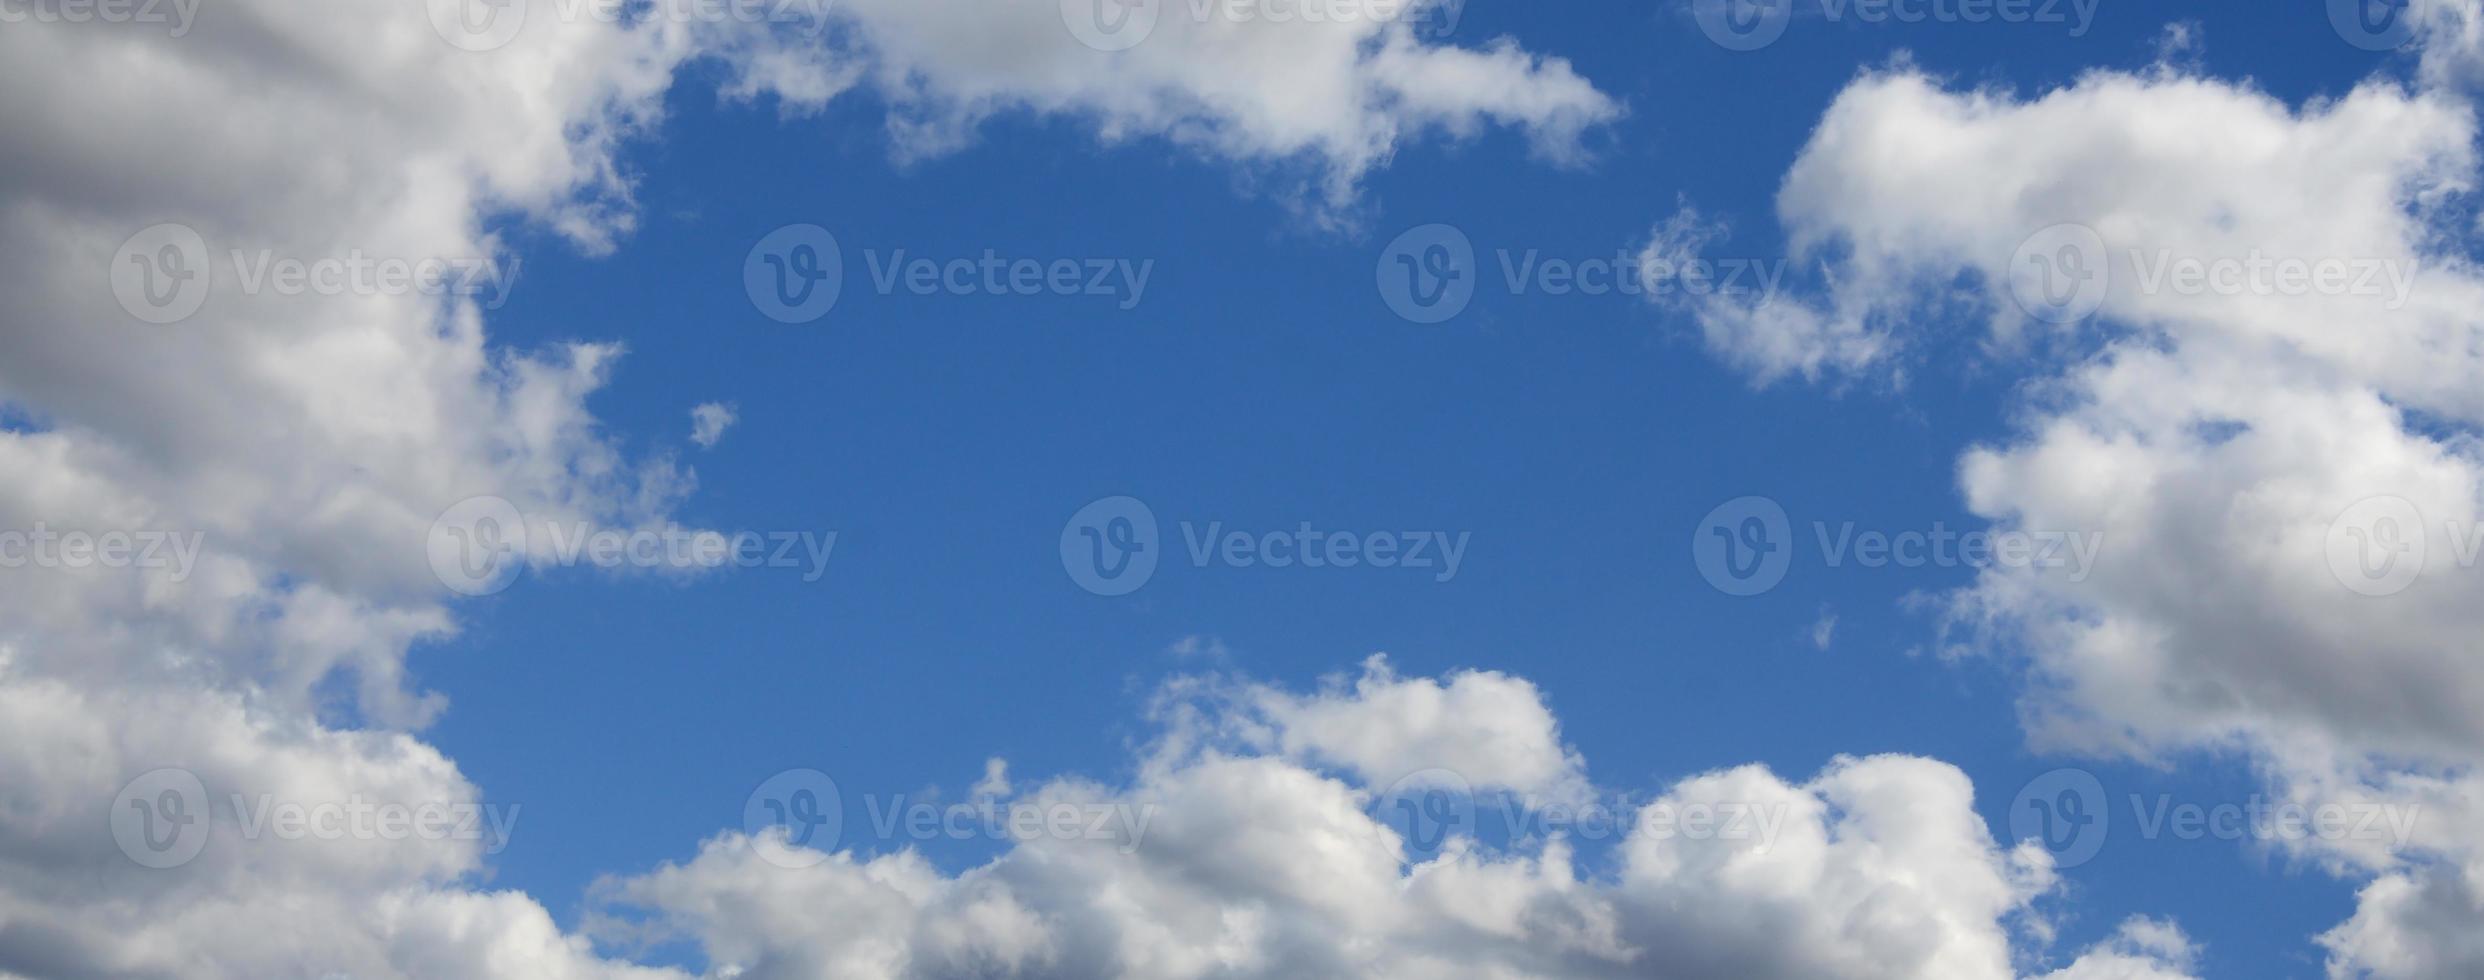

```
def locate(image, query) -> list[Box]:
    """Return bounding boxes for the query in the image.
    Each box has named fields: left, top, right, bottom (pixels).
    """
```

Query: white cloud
left=593, top=664, right=2181, bottom=980
left=1163, top=634, right=1230, bottom=661
left=1639, top=203, right=1891, bottom=386
left=0, top=672, right=672, bottom=979
left=1238, top=655, right=1593, bottom=805
left=2410, top=0, right=2484, bottom=88
left=803, top=0, right=1622, bottom=215
left=1668, top=11, right=2484, bottom=975
left=0, top=0, right=1624, bottom=974
left=689, top=402, right=738, bottom=449
left=2320, top=862, right=2484, bottom=978
left=2034, top=919, right=2199, bottom=980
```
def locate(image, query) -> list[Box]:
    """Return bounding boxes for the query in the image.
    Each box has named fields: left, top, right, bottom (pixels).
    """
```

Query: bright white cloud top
left=593, top=659, right=2182, bottom=979
left=1662, top=4, right=2484, bottom=976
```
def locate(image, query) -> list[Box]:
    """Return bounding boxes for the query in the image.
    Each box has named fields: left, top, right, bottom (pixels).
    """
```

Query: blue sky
left=402, top=3, right=2423, bottom=976
left=12, top=0, right=2482, bottom=977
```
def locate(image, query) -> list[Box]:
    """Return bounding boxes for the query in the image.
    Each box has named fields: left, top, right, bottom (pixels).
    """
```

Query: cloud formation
left=0, top=1, right=1633, bottom=976
left=594, top=658, right=2187, bottom=980
left=690, top=403, right=738, bottom=449
left=1663, top=8, right=2484, bottom=974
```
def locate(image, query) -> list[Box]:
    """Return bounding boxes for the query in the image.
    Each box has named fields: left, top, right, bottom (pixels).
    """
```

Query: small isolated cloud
left=971, top=757, right=1011, bottom=800
left=1638, top=201, right=1887, bottom=387
left=689, top=403, right=737, bottom=449
left=1812, top=610, right=1838, bottom=651
left=1166, top=634, right=1231, bottom=662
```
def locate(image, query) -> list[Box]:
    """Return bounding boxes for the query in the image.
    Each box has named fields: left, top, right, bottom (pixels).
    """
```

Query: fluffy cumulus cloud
left=0, top=672, right=673, bottom=978
left=1662, top=5, right=2484, bottom=976
left=0, top=0, right=1630, bottom=975
left=2030, top=920, right=2198, bottom=980
left=802, top=0, right=1620, bottom=211
left=592, top=658, right=2185, bottom=979
left=689, top=402, right=738, bottom=449
left=1225, top=654, right=1593, bottom=804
